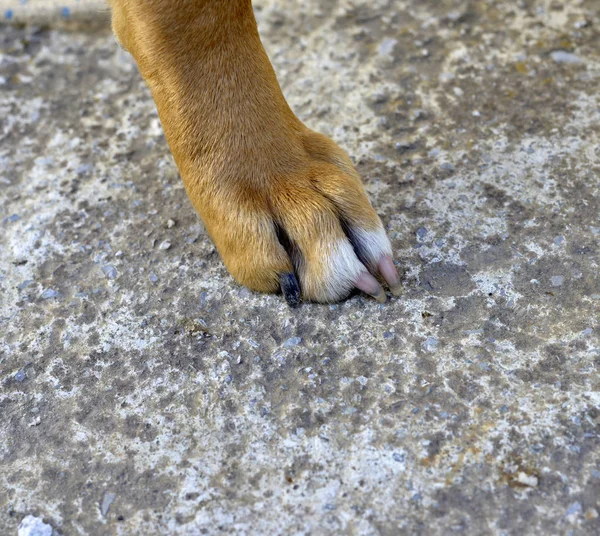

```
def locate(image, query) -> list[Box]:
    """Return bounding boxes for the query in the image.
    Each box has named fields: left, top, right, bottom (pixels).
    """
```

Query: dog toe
left=271, top=171, right=397, bottom=303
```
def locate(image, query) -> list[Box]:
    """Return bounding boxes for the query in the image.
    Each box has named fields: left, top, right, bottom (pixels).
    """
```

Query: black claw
left=280, top=273, right=301, bottom=308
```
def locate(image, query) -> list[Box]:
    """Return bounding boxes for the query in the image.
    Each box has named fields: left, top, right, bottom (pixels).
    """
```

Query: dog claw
left=280, top=273, right=301, bottom=307
left=379, top=255, right=402, bottom=296
left=354, top=272, right=387, bottom=303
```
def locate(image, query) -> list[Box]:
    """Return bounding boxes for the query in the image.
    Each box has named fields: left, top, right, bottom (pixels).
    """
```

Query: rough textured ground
left=1, top=1, right=599, bottom=534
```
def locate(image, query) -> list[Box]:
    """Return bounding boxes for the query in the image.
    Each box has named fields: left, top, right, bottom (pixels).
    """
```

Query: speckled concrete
left=1, top=1, right=599, bottom=534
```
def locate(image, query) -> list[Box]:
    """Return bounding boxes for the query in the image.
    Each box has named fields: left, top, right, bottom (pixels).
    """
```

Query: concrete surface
left=1, top=0, right=106, bottom=27
left=1, top=0, right=599, bottom=534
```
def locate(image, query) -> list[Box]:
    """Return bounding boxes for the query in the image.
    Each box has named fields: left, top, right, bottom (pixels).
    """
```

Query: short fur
left=108, top=0, right=400, bottom=303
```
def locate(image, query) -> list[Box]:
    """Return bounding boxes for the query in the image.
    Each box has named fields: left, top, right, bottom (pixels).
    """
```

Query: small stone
left=159, top=241, right=171, bottom=250
left=423, top=337, right=438, bottom=352
left=395, top=141, right=415, bottom=152
left=565, top=501, right=582, bottom=517
left=440, top=162, right=455, bottom=172
left=167, top=219, right=176, bottom=228
left=550, top=51, right=582, bottom=64
left=411, top=109, right=425, bottom=121
left=453, top=87, right=464, bottom=97
left=102, top=265, right=117, bottom=279
left=28, top=417, right=41, bottom=427
left=416, top=227, right=428, bottom=240
left=585, top=508, right=599, bottom=520
left=76, top=163, right=92, bottom=175
left=149, top=272, right=159, bottom=283
left=238, top=287, right=251, bottom=298
left=551, top=275, right=564, bottom=287
left=14, top=370, right=26, bottom=382
left=516, top=472, right=538, bottom=487
left=100, top=492, right=116, bottom=516
left=378, top=38, right=397, bottom=57
left=371, top=92, right=388, bottom=104
left=40, top=289, right=59, bottom=299
left=472, top=110, right=481, bottom=117
left=18, top=515, right=53, bottom=536
left=283, top=337, right=301, bottom=348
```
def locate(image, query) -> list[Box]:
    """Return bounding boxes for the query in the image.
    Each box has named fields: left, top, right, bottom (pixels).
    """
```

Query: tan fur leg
left=108, top=0, right=401, bottom=303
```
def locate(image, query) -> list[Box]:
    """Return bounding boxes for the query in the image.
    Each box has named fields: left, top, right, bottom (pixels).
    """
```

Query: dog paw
left=194, top=130, right=401, bottom=305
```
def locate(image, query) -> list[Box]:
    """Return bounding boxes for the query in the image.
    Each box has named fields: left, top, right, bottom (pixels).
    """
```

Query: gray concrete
left=1, top=1, right=599, bottom=534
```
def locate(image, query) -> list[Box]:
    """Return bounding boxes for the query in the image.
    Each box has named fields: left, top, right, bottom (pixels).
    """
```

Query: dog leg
left=108, top=0, right=401, bottom=304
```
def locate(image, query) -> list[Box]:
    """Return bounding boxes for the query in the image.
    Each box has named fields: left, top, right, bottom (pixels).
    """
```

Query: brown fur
left=108, top=0, right=396, bottom=302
